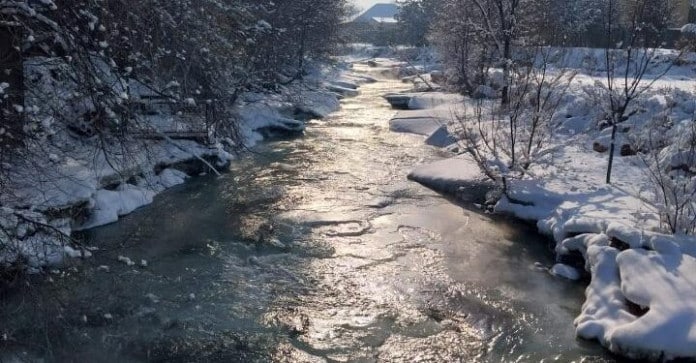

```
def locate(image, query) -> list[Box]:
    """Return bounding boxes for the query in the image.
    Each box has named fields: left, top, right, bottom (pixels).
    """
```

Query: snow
left=575, top=246, right=634, bottom=347
left=156, top=168, right=188, bottom=189
left=371, top=17, right=397, bottom=24
left=235, top=65, right=375, bottom=146
left=4, top=132, right=229, bottom=210
left=20, top=234, right=65, bottom=267
left=384, top=92, right=463, bottom=112
left=425, top=126, right=457, bottom=147
left=63, top=245, right=91, bottom=259
left=549, top=263, right=582, bottom=280
left=681, top=24, right=696, bottom=34
left=366, top=196, right=394, bottom=208
left=407, top=93, right=463, bottom=110
left=294, top=90, right=342, bottom=118
left=389, top=117, right=443, bottom=136
left=1, top=57, right=363, bottom=269
left=78, top=184, right=156, bottom=230
left=577, top=247, right=696, bottom=360
left=556, top=233, right=609, bottom=269
left=408, top=156, right=483, bottom=194
left=237, top=100, right=306, bottom=142
left=118, top=255, right=136, bottom=266
left=396, top=49, right=696, bottom=359
left=388, top=106, right=459, bottom=137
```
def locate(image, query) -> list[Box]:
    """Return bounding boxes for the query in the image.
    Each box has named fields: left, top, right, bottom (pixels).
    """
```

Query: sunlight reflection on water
left=0, top=63, right=614, bottom=362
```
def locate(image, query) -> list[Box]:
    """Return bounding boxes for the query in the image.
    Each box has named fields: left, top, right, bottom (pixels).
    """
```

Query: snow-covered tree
left=529, top=0, right=605, bottom=46
left=0, top=0, right=350, bottom=267
left=250, top=0, right=348, bottom=83
left=428, top=0, right=547, bottom=101
left=0, top=0, right=349, bottom=166
left=396, top=0, right=442, bottom=46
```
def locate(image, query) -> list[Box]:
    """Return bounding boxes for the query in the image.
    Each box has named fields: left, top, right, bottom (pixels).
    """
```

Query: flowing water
left=0, top=63, right=619, bottom=362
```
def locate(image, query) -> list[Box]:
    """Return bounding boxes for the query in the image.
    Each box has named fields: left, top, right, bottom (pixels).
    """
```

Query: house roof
left=371, top=17, right=397, bottom=24
left=352, top=3, right=399, bottom=23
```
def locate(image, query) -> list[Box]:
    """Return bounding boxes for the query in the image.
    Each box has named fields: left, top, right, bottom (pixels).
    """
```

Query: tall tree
left=396, top=0, right=441, bottom=46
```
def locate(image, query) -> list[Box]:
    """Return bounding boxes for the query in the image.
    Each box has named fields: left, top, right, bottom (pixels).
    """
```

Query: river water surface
left=0, top=63, right=618, bottom=362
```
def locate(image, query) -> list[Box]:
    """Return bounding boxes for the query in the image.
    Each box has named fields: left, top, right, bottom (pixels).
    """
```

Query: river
left=0, top=63, right=618, bottom=362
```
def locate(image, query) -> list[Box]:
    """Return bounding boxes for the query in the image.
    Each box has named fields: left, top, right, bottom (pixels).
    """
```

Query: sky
left=351, top=0, right=395, bottom=12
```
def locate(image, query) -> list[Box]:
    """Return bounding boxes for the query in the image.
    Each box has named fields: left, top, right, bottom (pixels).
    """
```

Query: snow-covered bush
left=640, top=115, right=696, bottom=235
left=0, top=207, right=87, bottom=271
left=456, top=48, right=576, bottom=189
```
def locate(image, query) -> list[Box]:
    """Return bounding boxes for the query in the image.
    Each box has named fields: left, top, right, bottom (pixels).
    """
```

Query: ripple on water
left=0, top=70, right=616, bottom=362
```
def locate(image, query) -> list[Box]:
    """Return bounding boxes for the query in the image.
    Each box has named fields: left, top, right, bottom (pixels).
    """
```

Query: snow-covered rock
left=681, top=24, right=696, bottom=35
left=425, top=126, right=457, bottom=148
left=575, top=246, right=635, bottom=348
left=156, top=168, right=189, bottom=189
left=578, top=247, right=696, bottom=360
left=407, top=156, right=483, bottom=195
left=384, top=93, right=412, bottom=109
left=549, top=263, right=582, bottom=280
left=389, top=117, right=443, bottom=136
left=79, top=185, right=156, bottom=230
left=407, top=92, right=463, bottom=110
left=295, top=90, right=341, bottom=118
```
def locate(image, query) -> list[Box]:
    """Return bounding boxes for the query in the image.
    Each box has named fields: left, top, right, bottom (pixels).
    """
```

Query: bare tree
left=458, top=48, right=575, bottom=192
left=469, top=0, right=523, bottom=105
left=599, top=0, right=679, bottom=184
left=639, top=111, right=696, bottom=234
left=430, top=0, right=494, bottom=95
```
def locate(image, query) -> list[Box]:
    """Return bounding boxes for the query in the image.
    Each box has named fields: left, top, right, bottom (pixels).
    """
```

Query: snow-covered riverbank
left=0, top=62, right=373, bottom=271
left=383, top=51, right=696, bottom=361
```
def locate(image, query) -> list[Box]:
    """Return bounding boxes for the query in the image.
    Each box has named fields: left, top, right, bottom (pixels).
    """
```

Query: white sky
left=351, top=0, right=395, bottom=12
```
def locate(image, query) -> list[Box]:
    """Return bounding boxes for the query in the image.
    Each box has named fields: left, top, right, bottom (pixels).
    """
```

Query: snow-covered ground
left=384, top=49, right=696, bottom=360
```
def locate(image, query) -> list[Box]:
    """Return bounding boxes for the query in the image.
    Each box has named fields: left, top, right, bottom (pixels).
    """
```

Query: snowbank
left=79, top=185, right=156, bottom=230
left=577, top=247, right=696, bottom=360
left=408, top=156, right=483, bottom=195
left=387, top=93, right=464, bottom=148
left=1, top=60, right=365, bottom=270
left=76, top=168, right=188, bottom=230
left=237, top=100, right=307, bottom=144
left=407, top=92, right=463, bottom=110
left=384, top=92, right=464, bottom=111
left=425, top=126, right=457, bottom=147
left=389, top=117, right=443, bottom=136
left=395, top=51, right=696, bottom=360
left=549, top=263, right=582, bottom=280
left=0, top=138, right=230, bottom=269
left=295, top=90, right=342, bottom=118
left=236, top=65, right=375, bottom=146
left=409, top=137, right=696, bottom=361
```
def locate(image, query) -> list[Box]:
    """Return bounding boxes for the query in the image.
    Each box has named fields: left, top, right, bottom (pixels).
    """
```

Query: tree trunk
left=501, top=37, right=511, bottom=106
left=606, top=123, right=618, bottom=184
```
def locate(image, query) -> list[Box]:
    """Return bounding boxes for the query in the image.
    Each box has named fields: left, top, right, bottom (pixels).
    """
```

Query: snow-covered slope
left=390, top=50, right=696, bottom=360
